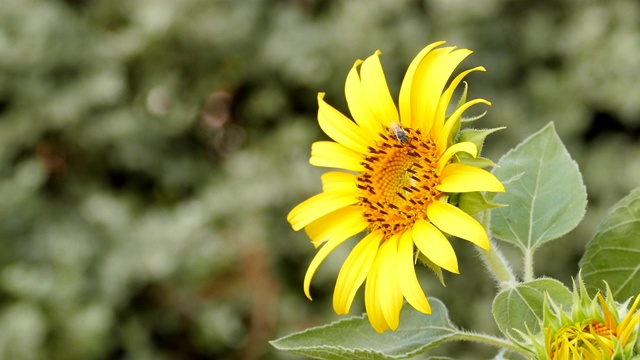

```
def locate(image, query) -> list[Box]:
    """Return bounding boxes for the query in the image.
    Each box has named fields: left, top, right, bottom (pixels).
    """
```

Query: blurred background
left=1, top=0, right=640, bottom=359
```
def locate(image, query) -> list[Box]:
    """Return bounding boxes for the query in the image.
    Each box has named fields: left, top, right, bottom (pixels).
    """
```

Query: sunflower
left=527, top=278, right=640, bottom=360
left=287, top=41, right=505, bottom=333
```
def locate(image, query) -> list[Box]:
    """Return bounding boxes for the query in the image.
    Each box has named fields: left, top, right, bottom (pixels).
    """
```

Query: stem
left=523, top=248, right=534, bottom=283
left=477, top=209, right=517, bottom=290
left=475, top=240, right=516, bottom=290
left=454, top=331, right=530, bottom=358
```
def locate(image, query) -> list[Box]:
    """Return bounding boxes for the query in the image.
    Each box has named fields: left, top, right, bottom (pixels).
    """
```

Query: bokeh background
left=2, top=0, right=640, bottom=359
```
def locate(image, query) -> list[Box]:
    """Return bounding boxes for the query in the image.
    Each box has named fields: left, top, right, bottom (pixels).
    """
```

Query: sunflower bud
left=525, top=277, right=640, bottom=359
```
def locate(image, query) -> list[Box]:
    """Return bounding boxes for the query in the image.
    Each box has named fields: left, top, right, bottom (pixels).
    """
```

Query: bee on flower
left=389, top=122, right=409, bottom=143
left=287, top=41, right=505, bottom=332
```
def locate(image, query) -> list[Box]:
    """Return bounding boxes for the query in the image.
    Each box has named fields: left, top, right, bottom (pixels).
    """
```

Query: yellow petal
left=436, top=98, right=491, bottom=154
left=434, top=66, right=486, bottom=125
left=616, top=295, right=640, bottom=336
left=397, top=230, right=432, bottom=314
left=377, top=234, right=404, bottom=330
left=304, top=205, right=366, bottom=247
left=412, top=219, right=459, bottom=274
left=321, top=171, right=358, bottom=192
left=310, top=141, right=364, bottom=172
left=411, top=47, right=454, bottom=133
left=406, top=46, right=473, bottom=134
left=437, top=141, right=478, bottom=171
left=318, top=93, right=372, bottom=154
left=345, top=60, right=383, bottom=138
left=617, top=295, right=640, bottom=341
left=303, top=232, right=354, bottom=300
left=333, top=231, right=383, bottom=314
left=424, top=48, right=473, bottom=138
left=437, top=163, right=505, bottom=193
left=360, top=50, right=398, bottom=127
left=287, top=190, right=359, bottom=231
left=364, top=254, right=389, bottom=333
left=427, top=201, right=490, bottom=250
left=399, top=41, right=446, bottom=128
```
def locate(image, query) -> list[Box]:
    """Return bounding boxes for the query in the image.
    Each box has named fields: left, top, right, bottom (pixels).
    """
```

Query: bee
left=390, top=122, right=409, bottom=143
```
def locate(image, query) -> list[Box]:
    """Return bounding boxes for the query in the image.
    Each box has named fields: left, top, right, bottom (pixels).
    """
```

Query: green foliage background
left=1, top=0, right=639, bottom=359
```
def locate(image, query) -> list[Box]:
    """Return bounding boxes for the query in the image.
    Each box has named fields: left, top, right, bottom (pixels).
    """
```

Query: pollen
left=356, top=125, right=443, bottom=239
left=586, top=321, right=614, bottom=338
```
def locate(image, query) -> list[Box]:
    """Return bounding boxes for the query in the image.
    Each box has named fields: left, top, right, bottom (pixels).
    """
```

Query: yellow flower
left=532, top=279, right=640, bottom=360
left=287, top=41, right=505, bottom=333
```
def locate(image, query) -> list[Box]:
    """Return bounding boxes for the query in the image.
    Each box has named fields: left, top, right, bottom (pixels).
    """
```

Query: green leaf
left=490, top=122, right=587, bottom=252
left=580, top=187, right=640, bottom=301
left=270, top=298, right=458, bottom=360
left=492, top=278, right=572, bottom=340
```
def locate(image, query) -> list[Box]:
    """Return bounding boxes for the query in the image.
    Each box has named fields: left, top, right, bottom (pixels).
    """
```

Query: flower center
left=548, top=320, right=615, bottom=359
left=356, top=125, right=443, bottom=239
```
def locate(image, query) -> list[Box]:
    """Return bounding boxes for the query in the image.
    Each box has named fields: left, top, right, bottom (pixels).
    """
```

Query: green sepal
left=455, top=81, right=468, bottom=110
left=460, top=110, right=488, bottom=123
left=455, top=82, right=490, bottom=124
left=447, top=82, right=469, bottom=143
left=455, top=153, right=499, bottom=169
left=457, top=191, right=507, bottom=217
left=458, top=127, right=506, bottom=154
left=417, top=253, right=446, bottom=287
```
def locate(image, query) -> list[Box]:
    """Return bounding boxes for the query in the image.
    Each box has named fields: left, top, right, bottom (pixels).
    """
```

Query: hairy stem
left=477, top=209, right=517, bottom=290
left=523, top=248, right=534, bottom=283
left=454, top=331, right=531, bottom=358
